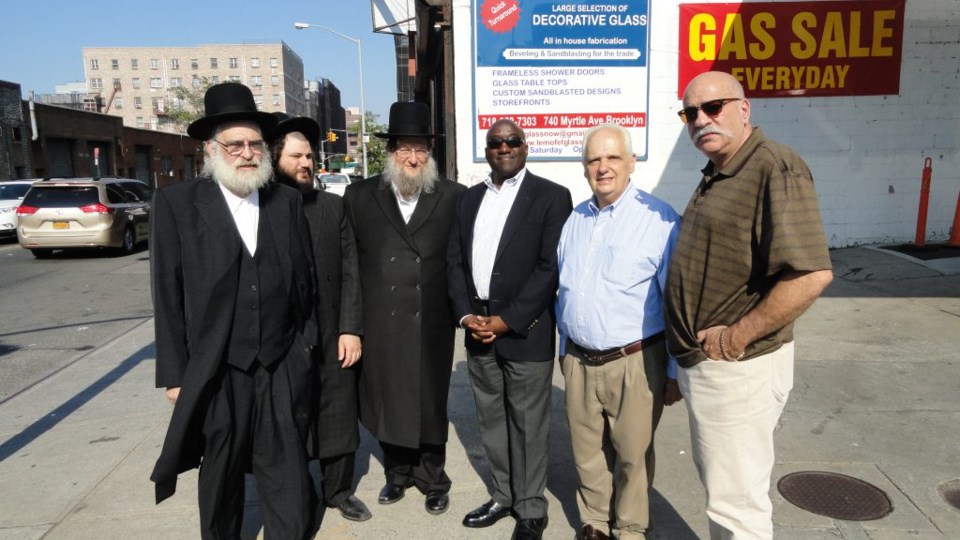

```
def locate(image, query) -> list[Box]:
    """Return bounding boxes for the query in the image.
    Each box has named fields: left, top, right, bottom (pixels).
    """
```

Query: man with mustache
left=666, top=71, right=833, bottom=539
left=342, top=102, right=466, bottom=516
left=150, top=83, right=319, bottom=539
left=267, top=113, right=371, bottom=522
left=447, top=119, right=571, bottom=540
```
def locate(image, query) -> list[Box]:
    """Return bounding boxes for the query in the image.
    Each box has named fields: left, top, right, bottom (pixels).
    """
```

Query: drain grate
left=777, top=471, right=893, bottom=521
left=938, top=479, right=960, bottom=510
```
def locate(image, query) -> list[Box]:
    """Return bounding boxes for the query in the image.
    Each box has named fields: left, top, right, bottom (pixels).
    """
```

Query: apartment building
left=82, top=42, right=306, bottom=133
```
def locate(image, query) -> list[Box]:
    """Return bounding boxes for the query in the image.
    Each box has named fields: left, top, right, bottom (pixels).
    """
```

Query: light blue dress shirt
left=556, top=182, right=680, bottom=377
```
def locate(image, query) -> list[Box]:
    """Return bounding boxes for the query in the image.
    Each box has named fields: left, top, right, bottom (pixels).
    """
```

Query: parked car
left=0, top=180, right=37, bottom=239
left=316, top=173, right=352, bottom=197
left=16, top=177, right=153, bottom=258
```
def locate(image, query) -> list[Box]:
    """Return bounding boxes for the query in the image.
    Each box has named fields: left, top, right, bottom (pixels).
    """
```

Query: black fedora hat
left=268, top=112, right=320, bottom=146
left=187, top=83, right=278, bottom=140
left=374, top=101, right=440, bottom=139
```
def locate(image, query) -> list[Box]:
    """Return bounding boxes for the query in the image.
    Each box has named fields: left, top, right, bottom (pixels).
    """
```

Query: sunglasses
left=486, top=136, right=525, bottom=149
left=677, top=98, right=740, bottom=124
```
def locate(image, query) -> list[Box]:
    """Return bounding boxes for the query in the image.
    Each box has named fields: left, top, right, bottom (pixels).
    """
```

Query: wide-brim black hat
left=374, top=101, right=441, bottom=139
left=268, top=112, right=320, bottom=145
left=187, top=83, right=278, bottom=140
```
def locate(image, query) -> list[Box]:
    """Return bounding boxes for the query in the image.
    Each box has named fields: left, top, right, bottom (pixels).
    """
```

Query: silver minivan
left=16, top=177, right=152, bottom=258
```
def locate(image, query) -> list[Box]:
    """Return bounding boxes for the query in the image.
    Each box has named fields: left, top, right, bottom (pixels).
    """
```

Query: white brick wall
left=453, top=0, right=960, bottom=247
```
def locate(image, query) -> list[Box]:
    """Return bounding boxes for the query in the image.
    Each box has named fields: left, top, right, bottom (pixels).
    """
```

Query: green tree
left=164, top=77, right=221, bottom=133
left=351, top=110, right=386, bottom=176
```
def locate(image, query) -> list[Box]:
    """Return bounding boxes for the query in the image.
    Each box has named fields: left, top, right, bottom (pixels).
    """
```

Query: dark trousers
left=381, top=441, right=451, bottom=494
left=468, top=349, right=554, bottom=518
left=319, top=452, right=356, bottom=507
left=198, top=359, right=315, bottom=540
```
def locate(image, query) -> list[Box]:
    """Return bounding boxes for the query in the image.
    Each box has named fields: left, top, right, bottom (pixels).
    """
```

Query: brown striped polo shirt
left=665, top=127, right=832, bottom=368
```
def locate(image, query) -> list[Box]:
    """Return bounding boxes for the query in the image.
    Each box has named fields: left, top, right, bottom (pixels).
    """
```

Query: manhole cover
left=938, top=479, right=960, bottom=510
left=777, top=471, right=893, bottom=521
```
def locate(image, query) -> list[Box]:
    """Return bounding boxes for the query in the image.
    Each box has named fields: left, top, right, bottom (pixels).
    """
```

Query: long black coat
left=302, top=189, right=363, bottom=459
left=149, top=178, right=317, bottom=502
left=342, top=176, right=466, bottom=448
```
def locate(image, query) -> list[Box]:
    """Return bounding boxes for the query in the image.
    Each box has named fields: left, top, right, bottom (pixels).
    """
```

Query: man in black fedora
left=150, top=82, right=319, bottom=539
left=267, top=113, right=372, bottom=522
left=342, top=101, right=466, bottom=515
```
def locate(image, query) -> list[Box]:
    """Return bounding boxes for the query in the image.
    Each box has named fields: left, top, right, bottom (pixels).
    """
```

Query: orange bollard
left=914, top=158, right=933, bottom=247
left=949, top=189, right=960, bottom=247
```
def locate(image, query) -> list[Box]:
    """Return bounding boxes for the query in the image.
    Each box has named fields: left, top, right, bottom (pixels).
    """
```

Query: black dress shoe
left=335, top=494, right=372, bottom=521
left=424, top=490, right=449, bottom=515
left=378, top=483, right=406, bottom=505
left=511, top=516, right=548, bottom=540
left=462, top=500, right=512, bottom=528
left=579, top=523, right=610, bottom=540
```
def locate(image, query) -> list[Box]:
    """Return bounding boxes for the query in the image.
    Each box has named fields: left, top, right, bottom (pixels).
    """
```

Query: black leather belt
left=569, top=332, right=665, bottom=366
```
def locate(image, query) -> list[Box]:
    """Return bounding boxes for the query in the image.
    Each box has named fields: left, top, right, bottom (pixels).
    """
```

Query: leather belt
left=569, top=332, right=665, bottom=366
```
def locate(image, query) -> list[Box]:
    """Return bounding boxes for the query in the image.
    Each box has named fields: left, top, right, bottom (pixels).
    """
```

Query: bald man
left=665, top=71, right=833, bottom=539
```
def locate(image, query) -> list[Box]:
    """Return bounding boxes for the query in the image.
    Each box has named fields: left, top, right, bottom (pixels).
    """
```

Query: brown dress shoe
left=579, top=524, right=610, bottom=540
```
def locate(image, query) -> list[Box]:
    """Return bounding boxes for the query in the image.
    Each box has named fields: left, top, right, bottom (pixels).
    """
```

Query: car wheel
left=119, top=226, right=136, bottom=255
left=31, top=248, right=53, bottom=259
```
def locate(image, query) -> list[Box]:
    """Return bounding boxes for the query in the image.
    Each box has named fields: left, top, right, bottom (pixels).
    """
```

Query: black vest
left=226, top=213, right=294, bottom=370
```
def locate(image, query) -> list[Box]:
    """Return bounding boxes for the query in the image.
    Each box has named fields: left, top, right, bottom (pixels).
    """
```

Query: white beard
left=382, top=155, right=439, bottom=199
left=203, top=147, right=273, bottom=196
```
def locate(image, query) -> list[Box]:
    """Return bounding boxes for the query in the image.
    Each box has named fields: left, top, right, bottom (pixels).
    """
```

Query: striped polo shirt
left=665, top=127, right=832, bottom=368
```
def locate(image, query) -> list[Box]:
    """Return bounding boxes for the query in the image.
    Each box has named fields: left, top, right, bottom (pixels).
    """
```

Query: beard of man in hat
left=201, top=120, right=274, bottom=196
left=381, top=135, right=440, bottom=200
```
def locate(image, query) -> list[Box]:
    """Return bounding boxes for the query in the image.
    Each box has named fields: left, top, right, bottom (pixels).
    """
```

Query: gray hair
left=581, top=124, right=633, bottom=163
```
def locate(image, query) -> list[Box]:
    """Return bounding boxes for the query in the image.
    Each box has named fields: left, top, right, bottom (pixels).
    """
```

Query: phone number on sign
left=478, top=112, right=646, bottom=130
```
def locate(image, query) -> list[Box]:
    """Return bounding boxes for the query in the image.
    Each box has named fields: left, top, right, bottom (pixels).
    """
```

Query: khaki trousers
left=678, top=342, right=794, bottom=540
left=560, top=340, right=667, bottom=539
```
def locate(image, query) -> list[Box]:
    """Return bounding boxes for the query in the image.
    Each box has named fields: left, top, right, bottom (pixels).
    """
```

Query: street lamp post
left=294, top=22, right=368, bottom=178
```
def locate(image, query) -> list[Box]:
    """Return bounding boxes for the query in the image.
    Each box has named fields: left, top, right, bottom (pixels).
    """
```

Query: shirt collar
left=588, top=180, right=637, bottom=215
left=484, top=167, right=526, bottom=192
left=701, top=126, right=765, bottom=179
left=217, top=181, right=259, bottom=212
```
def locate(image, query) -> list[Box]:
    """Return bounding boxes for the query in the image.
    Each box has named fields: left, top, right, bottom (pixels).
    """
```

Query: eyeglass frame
left=486, top=135, right=525, bottom=149
left=213, top=138, right=266, bottom=156
left=394, top=146, right=431, bottom=159
left=677, top=98, right=741, bottom=124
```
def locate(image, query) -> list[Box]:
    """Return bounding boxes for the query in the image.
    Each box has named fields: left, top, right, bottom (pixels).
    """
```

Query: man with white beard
left=150, top=83, right=320, bottom=539
left=343, top=102, right=466, bottom=516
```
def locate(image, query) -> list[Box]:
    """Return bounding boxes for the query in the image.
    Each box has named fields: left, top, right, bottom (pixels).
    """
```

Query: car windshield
left=0, top=184, right=31, bottom=200
left=21, top=186, right=100, bottom=207
left=320, top=174, right=350, bottom=184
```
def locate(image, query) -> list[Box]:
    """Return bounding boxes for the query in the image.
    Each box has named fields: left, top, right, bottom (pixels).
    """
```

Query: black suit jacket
left=149, top=177, right=317, bottom=502
left=447, top=171, right=572, bottom=362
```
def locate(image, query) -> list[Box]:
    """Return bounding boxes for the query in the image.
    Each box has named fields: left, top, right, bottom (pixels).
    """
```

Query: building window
left=192, top=75, right=201, bottom=88
left=131, top=59, right=139, bottom=69
left=170, top=77, right=182, bottom=87
left=272, top=94, right=281, bottom=105
left=254, top=95, right=263, bottom=106
left=171, top=58, right=179, bottom=70
left=112, top=78, right=121, bottom=89
left=174, top=97, right=185, bottom=108
left=111, top=59, right=119, bottom=70
left=229, top=57, right=238, bottom=69
left=90, top=59, right=99, bottom=70
left=270, top=57, right=278, bottom=68
left=210, top=57, right=218, bottom=69
left=251, top=57, right=260, bottom=68
left=150, top=59, right=159, bottom=69
left=271, top=75, right=279, bottom=86
left=90, top=78, right=103, bottom=89
left=150, top=77, right=162, bottom=88
left=114, top=97, right=124, bottom=110
left=211, top=75, right=220, bottom=84
left=152, top=97, right=164, bottom=112
left=136, top=117, right=144, bottom=128
left=150, top=118, right=158, bottom=130
left=229, top=75, right=241, bottom=83
left=134, top=97, right=142, bottom=109
left=191, top=58, right=199, bottom=70
left=132, top=77, right=141, bottom=89
left=250, top=75, right=262, bottom=87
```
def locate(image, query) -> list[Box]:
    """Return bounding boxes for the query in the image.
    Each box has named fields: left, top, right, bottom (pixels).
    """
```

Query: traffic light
left=326, top=131, right=338, bottom=142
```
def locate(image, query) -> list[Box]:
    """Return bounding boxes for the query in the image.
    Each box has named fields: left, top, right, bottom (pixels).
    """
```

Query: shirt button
left=391, top=310, right=397, bottom=316
left=416, top=284, right=421, bottom=290
left=415, top=257, right=421, bottom=263
left=391, top=285, right=397, bottom=291
left=390, top=256, right=397, bottom=262
left=251, top=285, right=257, bottom=291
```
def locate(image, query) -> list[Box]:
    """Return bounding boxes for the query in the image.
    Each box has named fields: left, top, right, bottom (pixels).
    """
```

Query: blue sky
left=0, top=1, right=399, bottom=121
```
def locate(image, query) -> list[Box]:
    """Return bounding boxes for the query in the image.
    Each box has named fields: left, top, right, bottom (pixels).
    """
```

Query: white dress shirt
left=218, top=182, right=259, bottom=255
left=395, top=190, right=421, bottom=224
left=471, top=168, right=526, bottom=299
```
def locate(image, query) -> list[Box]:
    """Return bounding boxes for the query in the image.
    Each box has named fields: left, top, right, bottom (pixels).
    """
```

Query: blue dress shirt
left=556, top=182, right=680, bottom=377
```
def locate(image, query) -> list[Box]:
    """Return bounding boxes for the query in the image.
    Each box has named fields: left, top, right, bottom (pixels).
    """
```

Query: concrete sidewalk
left=1, top=246, right=958, bottom=539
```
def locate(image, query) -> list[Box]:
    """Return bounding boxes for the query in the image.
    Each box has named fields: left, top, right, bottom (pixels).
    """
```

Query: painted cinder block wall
left=452, top=0, right=960, bottom=247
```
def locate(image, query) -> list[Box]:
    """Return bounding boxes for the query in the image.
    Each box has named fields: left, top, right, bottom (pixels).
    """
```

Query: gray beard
left=382, top=155, right=439, bottom=199
left=203, top=148, right=274, bottom=196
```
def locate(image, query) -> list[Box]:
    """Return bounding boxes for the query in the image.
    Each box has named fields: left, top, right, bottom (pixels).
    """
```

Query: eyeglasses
left=214, top=139, right=266, bottom=155
left=486, top=136, right=525, bottom=149
left=395, top=146, right=430, bottom=158
left=677, top=98, right=740, bottom=124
